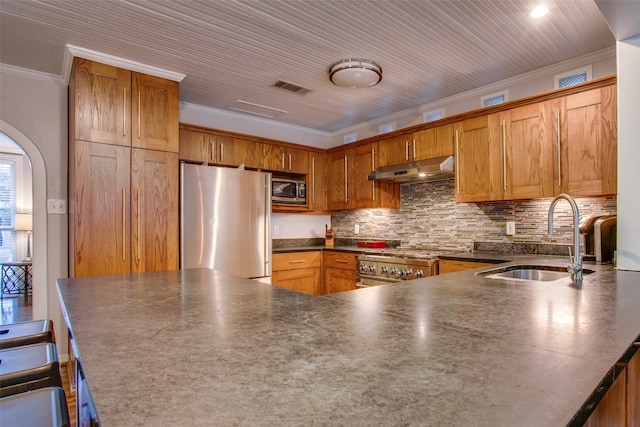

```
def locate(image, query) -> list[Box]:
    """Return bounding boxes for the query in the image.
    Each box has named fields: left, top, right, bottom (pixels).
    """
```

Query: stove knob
left=368, top=265, right=376, bottom=273
left=380, top=266, right=388, bottom=275
left=360, top=264, right=368, bottom=273
left=403, top=268, right=413, bottom=279
left=390, top=267, right=399, bottom=278
left=415, top=269, right=424, bottom=278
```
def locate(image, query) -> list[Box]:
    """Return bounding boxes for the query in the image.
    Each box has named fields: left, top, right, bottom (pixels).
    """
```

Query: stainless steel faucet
left=548, top=193, right=582, bottom=284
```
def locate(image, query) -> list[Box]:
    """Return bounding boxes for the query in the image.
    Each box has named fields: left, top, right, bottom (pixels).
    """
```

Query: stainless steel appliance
left=356, top=254, right=439, bottom=288
left=367, top=155, right=455, bottom=183
left=272, top=177, right=306, bottom=204
left=579, top=214, right=617, bottom=262
left=180, top=163, right=272, bottom=280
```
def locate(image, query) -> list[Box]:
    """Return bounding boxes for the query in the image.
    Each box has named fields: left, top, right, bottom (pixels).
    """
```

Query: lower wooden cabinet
left=323, top=252, right=357, bottom=294
left=272, top=251, right=322, bottom=296
left=585, top=343, right=640, bottom=426
left=438, top=259, right=494, bottom=275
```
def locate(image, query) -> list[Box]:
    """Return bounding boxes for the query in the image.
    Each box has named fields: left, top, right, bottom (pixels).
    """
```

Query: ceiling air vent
left=271, top=80, right=313, bottom=95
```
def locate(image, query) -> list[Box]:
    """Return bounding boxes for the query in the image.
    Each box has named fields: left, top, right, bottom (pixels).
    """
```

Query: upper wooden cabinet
left=263, top=144, right=309, bottom=174
left=413, top=124, right=455, bottom=160
left=179, top=127, right=263, bottom=169
left=327, top=148, right=356, bottom=210
left=354, top=143, right=400, bottom=209
left=378, top=124, right=455, bottom=167
left=556, top=85, right=617, bottom=197
left=307, top=153, right=327, bottom=211
left=502, top=101, right=555, bottom=200
left=72, top=57, right=178, bottom=152
left=454, top=114, right=503, bottom=203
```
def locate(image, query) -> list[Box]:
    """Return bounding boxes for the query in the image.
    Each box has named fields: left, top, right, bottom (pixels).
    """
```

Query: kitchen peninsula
left=57, top=262, right=640, bottom=426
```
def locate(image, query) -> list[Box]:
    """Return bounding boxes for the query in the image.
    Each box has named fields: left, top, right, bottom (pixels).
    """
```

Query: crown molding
left=63, top=44, right=186, bottom=84
left=333, top=46, right=616, bottom=138
left=0, top=63, right=66, bottom=86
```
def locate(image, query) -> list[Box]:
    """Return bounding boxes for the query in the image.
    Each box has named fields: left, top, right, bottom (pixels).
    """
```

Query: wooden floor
left=1, top=295, right=76, bottom=427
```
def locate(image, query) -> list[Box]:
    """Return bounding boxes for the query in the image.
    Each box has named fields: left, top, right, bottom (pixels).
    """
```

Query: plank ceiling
left=0, top=0, right=615, bottom=133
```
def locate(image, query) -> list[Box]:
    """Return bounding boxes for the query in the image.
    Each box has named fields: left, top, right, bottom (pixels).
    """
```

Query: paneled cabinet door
left=557, top=85, right=617, bottom=197
left=324, top=268, right=357, bottom=294
left=413, top=124, right=455, bottom=160
left=223, top=137, right=263, bottom=169
left=327, top=149, right=356, bottom=210
left=179, top=128, right=214, bottom=163
left=354, top=143, right=377, bottom=208
left=503, top=101, right=554, bottom=200
left=455, top=114, right=503, bottom=203
left=272, top=268, right=322, bottom=296
left=131, top=149, right=179, bottom=273
left=131, top=73, right=179, bottom=153
left=354, top=143, right=400, bottom=209
left=73, top=140, right=131, bottom=277
left=308, top=153, right=327, bottom=211
left=378, top=134, right=410, bottom=166
left=72, top=58, right=131, bottom=147
left=263, top=145, right=309, bottom=174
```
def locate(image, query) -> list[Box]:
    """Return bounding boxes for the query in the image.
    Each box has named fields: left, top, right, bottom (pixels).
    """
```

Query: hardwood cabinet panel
left=73, top=141, right=131, bottom=277
left=273, top=252, right=322, bottom=271
left=131, top=73, right=179, bottom=153
left=354, top=143, right=399, bottom=209
left=272, top=252, right=322, bottom=296
left=354, top=143, right=377, bottom=208
left=378, top=134, right=410, bottom=167
left=72, top=58, right=131, bottom=147
left=629, top=346, right=640, bottom=426
left=179, top=128, right=213, bottom=163
left=324, top=252, right=357, bottom=270
left=438, top=259, right=494, bottom=275
left=324, top=267, right=357, bottom=294
left=263, top=144, right=309, bottom=174
left=222, top=137, right=263, bottom=168
left=327, top=149, right=356, bottom=210
left=131, top=149, right=179, bottom=273
left=558, top=86, right=617, bottom=196
left=455, top=114, right=503, bottom=202
left=308, top=153, right=327, bottom=211
left=273, top=267, right=322, bottom=296
left=585, top=367, right=627, bottom=427
left=503, top=102, right=554, bottom=200
left=413, top=124, right=455, bottom=160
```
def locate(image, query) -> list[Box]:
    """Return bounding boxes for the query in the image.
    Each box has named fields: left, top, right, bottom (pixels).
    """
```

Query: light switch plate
left=354, top=224, right=360, bottom=234
left=506, top=221, right=515, bottom=236
left=47, top=199, right=66, bottom=214
left=273, top=225, right=280, bottom=236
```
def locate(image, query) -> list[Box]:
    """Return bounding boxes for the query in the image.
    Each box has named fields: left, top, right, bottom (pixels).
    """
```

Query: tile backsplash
left=331, top=179, right=617, bottom=252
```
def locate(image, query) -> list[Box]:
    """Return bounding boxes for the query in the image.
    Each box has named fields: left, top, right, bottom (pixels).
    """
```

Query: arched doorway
left=0, top=121, right=47, bottom=321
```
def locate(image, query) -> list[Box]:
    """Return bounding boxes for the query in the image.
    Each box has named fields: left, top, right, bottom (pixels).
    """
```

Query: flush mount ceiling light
left=530, top=4, right=549, bottom=18
left=329, top=59, right=382, bottom=88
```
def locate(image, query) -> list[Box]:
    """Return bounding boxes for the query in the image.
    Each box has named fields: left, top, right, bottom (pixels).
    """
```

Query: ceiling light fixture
left=329, top=59, right=382, bottom=89
left=530, top=4, right=549, bottom=18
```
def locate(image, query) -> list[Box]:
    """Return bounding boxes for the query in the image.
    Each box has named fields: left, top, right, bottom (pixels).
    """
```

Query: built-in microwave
left=272, top=178, right=306, bottom=204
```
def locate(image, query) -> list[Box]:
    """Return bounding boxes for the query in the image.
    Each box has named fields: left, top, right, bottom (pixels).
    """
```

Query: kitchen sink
left=477, top=265, right=595, bottom=282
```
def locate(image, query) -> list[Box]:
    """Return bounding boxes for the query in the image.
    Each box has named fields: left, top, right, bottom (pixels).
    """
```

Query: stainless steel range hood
left=368, top=155, right=455, bottom=183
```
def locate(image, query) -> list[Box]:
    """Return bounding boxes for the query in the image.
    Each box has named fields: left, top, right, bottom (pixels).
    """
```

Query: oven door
left=356, top=276, right=398, bottom=288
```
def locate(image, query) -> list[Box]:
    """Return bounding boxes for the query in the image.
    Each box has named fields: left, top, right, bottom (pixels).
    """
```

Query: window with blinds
left=0, top=158, right=16, bottom=262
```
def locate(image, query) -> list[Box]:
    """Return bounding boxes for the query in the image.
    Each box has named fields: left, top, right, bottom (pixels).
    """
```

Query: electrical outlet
left=506, top=221, right=516, bottom=236
left=273, top=225, right=280, bottom=236
left=47, top=199, right=66, bottom=214
left=354, top=224, right=360, bottom=234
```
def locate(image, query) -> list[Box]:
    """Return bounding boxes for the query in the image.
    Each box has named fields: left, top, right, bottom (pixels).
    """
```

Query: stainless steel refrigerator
left=180, top=163, right=272, bottom=280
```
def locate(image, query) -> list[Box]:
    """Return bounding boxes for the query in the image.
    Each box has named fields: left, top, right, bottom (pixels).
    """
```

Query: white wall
left=272, top=213, right=330, bottom=239
left=0, top=70, right=69, bottom=358
left=616, top=38, right=640, bottom=270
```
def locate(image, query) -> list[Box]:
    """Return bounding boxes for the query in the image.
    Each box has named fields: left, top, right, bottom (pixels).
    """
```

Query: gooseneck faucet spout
left=548, top=193, right=582, bottom=284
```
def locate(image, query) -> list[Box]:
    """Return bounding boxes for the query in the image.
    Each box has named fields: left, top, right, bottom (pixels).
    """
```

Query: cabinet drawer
left=272, top=252, right=322, bottom=271
left=323, top=252, right=357, bottom=270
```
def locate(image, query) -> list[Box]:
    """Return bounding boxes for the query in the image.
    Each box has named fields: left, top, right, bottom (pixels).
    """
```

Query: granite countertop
left=57, top=261, right=640, bottom=426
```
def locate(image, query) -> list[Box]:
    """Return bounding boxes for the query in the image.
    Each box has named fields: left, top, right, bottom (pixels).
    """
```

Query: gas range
left=356, top=254, right=439, bottom=288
